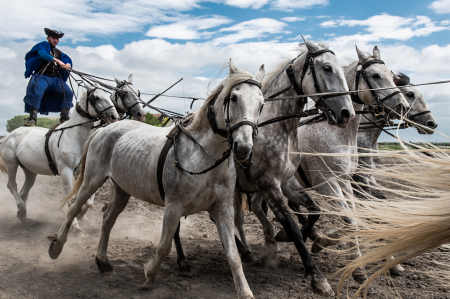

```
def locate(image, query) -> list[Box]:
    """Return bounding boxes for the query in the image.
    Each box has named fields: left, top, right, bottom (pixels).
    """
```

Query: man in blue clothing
left=23, top=28, right=73, bottom=126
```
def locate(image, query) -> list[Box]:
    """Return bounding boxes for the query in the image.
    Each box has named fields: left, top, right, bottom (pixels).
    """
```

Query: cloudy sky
left=1, top=0, right=449, bottom=142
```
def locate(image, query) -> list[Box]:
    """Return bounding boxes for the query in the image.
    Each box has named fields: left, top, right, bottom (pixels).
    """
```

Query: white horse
left=0, top=84, right=119, bottom=227
left=111, top=74, right=146, bottom=122
left=354, top=71, right=437, bottom=199
left=48, top=60, right=265, bottom=299
left=228, top=46, right=410, bottom=284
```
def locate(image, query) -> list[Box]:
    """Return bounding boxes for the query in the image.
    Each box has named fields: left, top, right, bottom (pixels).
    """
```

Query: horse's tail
left=0, top=138, right=8, bottom=177
left=60, top=130, right=100, bottom=209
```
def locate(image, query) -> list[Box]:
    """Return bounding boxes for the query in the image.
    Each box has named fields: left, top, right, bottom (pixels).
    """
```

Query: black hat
left=44, top=28, right=64, bottom=38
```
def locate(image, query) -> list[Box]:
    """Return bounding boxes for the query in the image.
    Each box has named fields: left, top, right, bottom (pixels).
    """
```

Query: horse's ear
left=127, top=74, right=133, bottom=83
left=85, top=83, right=93, bottom=91
left=256, top=64, right=265, bottom=83
left=114, top=75, right=121, bottom=85
left=302, top=35, right=319, bottom=52
left=229, top=59, right=238, bottom=75
left=356, top=45, right=371, bottom=63
left=373, top=46, right=381, bottom=59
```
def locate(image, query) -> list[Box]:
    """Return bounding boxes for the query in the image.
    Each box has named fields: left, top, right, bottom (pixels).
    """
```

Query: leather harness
left=156, top=78, right=262, bottom=200
left=112, top=81, right=142, bottom=118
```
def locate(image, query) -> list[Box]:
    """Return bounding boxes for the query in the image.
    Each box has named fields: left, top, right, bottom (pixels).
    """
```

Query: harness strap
left=297, top=164, right=312, bottom=188
left=409, top=110, right=431, bottom=120
left=157, top=126, right=181, bottom=200
left=45, top=124, right=60, bottom=176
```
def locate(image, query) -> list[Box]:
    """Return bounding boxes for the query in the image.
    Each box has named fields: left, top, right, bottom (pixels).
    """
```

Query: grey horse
left=48, top=60, right=266, bottom=299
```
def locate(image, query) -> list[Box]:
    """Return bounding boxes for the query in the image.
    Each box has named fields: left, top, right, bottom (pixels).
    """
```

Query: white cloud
left=281, top=17, right=306, bottom=22
left=215, top=18, right=289, bottom=44
left=441, top=20, right=450, bottom=25
left=146, top=17, right=232, bottom=40
left=272, top=0, right=328, bottom=11
left=320, top=14, right=449, bottom=43
left=224, top=0, right=269, bottom=9
left=429, top=0, right=450, bottom=14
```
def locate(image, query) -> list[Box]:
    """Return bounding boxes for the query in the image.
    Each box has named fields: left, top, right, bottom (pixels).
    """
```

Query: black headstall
left=76, top=87, right=115, bottom=121
left=113, top=81, right=142, bottom=118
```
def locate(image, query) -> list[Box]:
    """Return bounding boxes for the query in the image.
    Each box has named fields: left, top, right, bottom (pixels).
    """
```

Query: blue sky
left=0, top=0, right=449, bottom=142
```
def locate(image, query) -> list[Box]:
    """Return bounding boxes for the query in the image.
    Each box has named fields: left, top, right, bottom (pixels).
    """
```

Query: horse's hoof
left=17, top=209, right=27, bottom=221
left=389, top=264, right=405, bottom=276
left=241, top=251, right=259, bottom=264
left=311, top=277, right=334, bottom=297
left=275, top=229, right=292, bottom=242
left=311, top=241, right=325, bottom=254
left=178, top=260, right=192, bottom=272
left=48, top=238, right=64, bottom=260
left=352, top=271, right=368, bottom=284
left=140, top=283, right=152, bottom=291
left=95, top=257, right=115, bottom=274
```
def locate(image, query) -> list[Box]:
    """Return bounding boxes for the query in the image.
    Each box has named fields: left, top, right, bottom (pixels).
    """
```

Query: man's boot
left=60, top=108, right=70, bottom=123
left=24, top=108, right=38, bottom=126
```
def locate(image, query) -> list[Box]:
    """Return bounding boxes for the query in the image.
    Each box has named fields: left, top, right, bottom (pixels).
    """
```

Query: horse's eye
left=231, top=94, right=238, bottom=102
left=406, top=92, right=414, bottom=98
left=372, top=73, right=381, bottom=79
left=323, top=65, right=333, bottom=72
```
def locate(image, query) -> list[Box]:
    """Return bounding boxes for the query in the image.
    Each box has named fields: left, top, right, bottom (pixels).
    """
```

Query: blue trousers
left=24, top=74, right=73, bottom=115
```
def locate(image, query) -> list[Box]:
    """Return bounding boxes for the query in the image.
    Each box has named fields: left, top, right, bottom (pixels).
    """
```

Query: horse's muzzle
left=233, top=141, right=252, bottom=163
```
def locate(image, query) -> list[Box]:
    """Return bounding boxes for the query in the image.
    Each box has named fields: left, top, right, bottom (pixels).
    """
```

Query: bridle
left=171, top=78, right=263, bottom=175
left=112, top=81, right=142, bottom=118
left=75, top=87, right=116, bottom=122
left=207, top=78, right=262, bottom=144
left=258, top=48, right=340, bottom=128
left=350, top=59, right=402, bottom=115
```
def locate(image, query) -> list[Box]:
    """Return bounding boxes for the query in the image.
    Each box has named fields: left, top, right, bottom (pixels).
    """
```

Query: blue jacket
left=24, top=41, right=72, bottom=82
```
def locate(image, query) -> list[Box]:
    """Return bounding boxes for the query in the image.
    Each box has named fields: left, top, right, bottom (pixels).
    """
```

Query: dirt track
left=0, top=172, right=449, bottom=299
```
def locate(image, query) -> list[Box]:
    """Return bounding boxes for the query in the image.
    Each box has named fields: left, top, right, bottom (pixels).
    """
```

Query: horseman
left=23, top=28, right=73, bottom=126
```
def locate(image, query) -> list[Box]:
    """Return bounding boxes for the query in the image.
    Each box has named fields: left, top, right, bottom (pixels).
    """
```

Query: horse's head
left=393, top=72, right=437, bottom=135
left=84, top=83, right=119, bottom=124
left=353, top=46, right=410, bottom=120
left=113, top=74, right=146, bottom=122
left=215, top=59, right=265, bottom=163
left=297, top=38, right=355, bottom=128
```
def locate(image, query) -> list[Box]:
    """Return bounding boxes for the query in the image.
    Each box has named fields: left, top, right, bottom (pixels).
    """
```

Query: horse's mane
left=184, top=64, right=255, bottom=132
left=262, top=41, right=331, bottom=89
left=393, top=72, right=412, bottom=86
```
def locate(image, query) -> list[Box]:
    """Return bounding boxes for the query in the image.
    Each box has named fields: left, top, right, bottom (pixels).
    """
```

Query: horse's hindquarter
left=8, top=127, right=55, bottom=175
left=110, top=127, right=235, bottom=214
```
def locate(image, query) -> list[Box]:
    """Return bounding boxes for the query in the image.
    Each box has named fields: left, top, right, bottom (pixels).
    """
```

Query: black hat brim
left=44, top=28, right=64, bottom=38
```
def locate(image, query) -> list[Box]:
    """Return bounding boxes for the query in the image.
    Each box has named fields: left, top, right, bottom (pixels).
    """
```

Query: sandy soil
left=0, top=171, right=449, bottom=299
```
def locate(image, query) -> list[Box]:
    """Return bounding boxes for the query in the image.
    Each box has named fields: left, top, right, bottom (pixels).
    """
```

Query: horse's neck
left=358, top=112, right=383, bottom=150
left=57, top=107, right=92, bottom=150
left=260, top=59, right=306, bottom=136
left=345, top=63, right=366, bottom=132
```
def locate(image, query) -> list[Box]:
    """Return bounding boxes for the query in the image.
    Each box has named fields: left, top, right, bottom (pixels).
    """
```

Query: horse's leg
left=5, top=162, right=27, bottom=220
left=142, top=204, right=182, bottom=290
left=95, top=181, right=130, bottom=275
left=262, top=185, right=333, bottom=296
left=210, top=202, right=254, bottom=299
left=173, top=221, right=192, bottom=272
left=279, top=178, right=322, bottom=242
left=368, top=175, right=387, bottom=199
left=48, top=169, right=107, bottom=259
left=234, top=188, right=258, bottom=263
left=19, top=167, right=37, bottom=208
left=59, top=167, right=82, bottom=232
left=251, top=192, right=279, bottom=255
left=76, top=193, right=96, bottom=220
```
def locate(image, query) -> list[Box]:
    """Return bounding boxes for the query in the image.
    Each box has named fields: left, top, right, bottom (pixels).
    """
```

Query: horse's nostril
left=427, top=120, right=437, bottom=128
left=340, top=109, right=350, bottom=123
left=111, top=114, right=117, bottom=120
left=233, top=141, right=238, bottom=152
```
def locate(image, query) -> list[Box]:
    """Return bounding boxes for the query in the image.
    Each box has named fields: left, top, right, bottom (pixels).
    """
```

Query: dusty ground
left=0, top=171, right=449, bottom=299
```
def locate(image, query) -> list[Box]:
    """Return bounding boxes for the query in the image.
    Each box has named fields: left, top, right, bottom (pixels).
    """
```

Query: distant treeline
left=6, top=112, right=168, bottom=133
left=378, top=142, right=450, bottom=150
